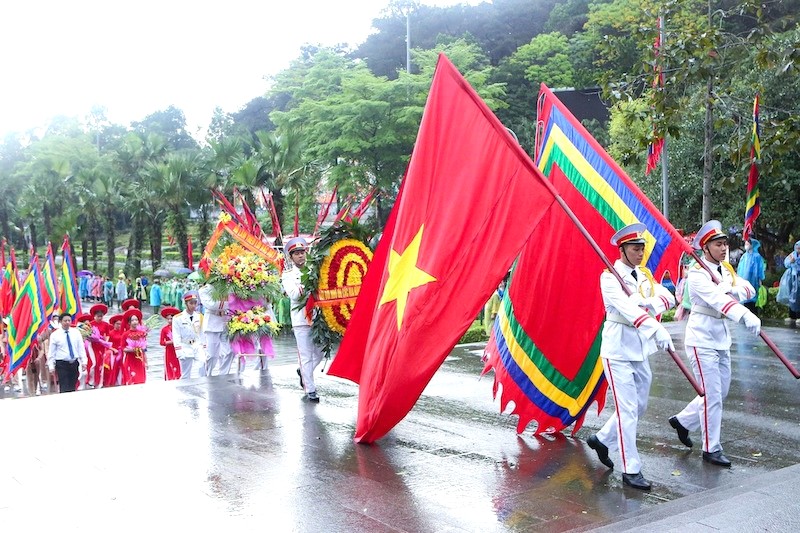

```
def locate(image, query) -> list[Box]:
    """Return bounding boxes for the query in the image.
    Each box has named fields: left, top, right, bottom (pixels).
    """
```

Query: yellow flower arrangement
left=208, top=243, right=282, bottom=302
left=226, top=306, right=280, bottom=340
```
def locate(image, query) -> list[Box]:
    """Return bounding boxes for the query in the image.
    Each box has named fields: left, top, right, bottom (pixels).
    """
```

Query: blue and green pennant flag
left=8, top=262, right=46, bottom=375
left=58, top=236, right=81, bottom=315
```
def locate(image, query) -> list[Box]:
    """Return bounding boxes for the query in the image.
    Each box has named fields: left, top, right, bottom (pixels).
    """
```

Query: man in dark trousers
left=46, top=312, right=87, bottom=393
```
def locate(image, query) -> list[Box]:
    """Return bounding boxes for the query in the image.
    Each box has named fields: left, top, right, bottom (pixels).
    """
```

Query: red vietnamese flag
left=328, top=54, right=558, bottom=443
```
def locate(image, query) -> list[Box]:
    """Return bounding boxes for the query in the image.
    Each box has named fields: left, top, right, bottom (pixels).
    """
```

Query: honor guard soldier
left=199, top=283, right=234, bottom=376
left=587, top=222, right=676, bottom=491
left=668, top=220, right=761, bottom=467
left=281, top=236, right=325, bottom=402
left=171, top=293, right=205, bottom=379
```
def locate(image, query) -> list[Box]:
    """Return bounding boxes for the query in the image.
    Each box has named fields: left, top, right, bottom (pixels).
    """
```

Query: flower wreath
left=301, top=219, right=376, bottom=357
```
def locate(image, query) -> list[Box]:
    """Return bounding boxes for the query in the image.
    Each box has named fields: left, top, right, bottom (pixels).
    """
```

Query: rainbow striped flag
left=42, top=242, right=60, bottom=318
left=8, top=262, right=46, bottom=375
left=482, top=84, right=691, bottom=435
left=743, top=94, right=761, bottom=241
left=58, top=236, right=82, bottom=315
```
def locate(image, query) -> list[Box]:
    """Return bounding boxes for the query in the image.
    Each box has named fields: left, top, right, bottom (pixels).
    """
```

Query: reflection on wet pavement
left=0, top=322, right=798, bottom=531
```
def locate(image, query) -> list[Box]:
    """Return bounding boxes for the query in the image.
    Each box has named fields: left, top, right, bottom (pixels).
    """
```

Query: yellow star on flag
left=379, top=225, right=437, bottom=330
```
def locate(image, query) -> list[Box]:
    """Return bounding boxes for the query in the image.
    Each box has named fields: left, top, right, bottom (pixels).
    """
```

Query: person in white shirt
left=281, top=237, right=324, bottom=402
left=46, top=312, right=88, bottom=393
left=171, top=294, right=205, bottom=379
left=668, top=220, right=761, bottom=468
left=587, top=223, right=676, bottom=491
left=199, top=284, right=233, bottom=376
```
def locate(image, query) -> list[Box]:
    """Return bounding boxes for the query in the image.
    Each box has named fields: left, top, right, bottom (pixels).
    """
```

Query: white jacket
left=600, top=260, right=676, bottom=361
left=281, top=267, right=311, bottom=328
left=685, top=258, right=755, bottom=350
left=199, top=285, right=229, bottom=333
left=171, top=311, right=206, bottom=360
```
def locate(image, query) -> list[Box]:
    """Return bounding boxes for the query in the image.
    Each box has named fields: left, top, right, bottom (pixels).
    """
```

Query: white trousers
left=675, top=346, right=730, bottom=453
left=204, top=332, right=234, bottom=376
left=293, top=325, right=324, bottom=394
left=179, top=357, right=194, bottom=380
left=596, top=357, right=652, bottom=474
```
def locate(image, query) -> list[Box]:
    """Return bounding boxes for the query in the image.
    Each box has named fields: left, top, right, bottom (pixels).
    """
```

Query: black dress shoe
left=702, top=450, right=732, bottom=467
left=669, top=416, right=693, bottom=448
left=622, top=472, right=652, bottom=491
left=587, top=435, right=614, bottom=469
left=296, top=368, right=304, bottom=389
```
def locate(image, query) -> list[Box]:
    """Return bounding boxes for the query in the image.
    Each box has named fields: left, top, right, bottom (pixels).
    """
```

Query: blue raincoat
left=736, top=238, right=765, bottom=304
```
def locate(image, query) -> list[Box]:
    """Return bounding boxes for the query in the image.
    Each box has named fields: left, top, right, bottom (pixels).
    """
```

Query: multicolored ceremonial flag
left=8, top=261, right=46, bottom=375
left=744, top=94, right=761, bottom=241
left=58, top=236, right=81, bottom=315
left=328, top=54, right=558, bottom=443
left=481, top=84, right=692, bottom=435
left=0, top=262, right=16, bottom=317
left=42, top=242, right=60, bottom=318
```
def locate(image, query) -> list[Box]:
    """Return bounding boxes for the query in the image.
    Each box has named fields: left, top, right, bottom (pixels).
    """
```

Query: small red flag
left=187, top=236, right=194, bottom=271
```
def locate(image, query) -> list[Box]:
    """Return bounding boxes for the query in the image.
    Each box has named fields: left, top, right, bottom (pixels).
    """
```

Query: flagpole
left=689, top=252, right=800, bottom=379
left=529, top=166, right=705, bottom=396
left=659, top=16, right=669, bottom=219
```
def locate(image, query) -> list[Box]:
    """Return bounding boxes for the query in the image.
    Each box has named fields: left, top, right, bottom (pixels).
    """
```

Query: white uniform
left=595, top=260, right=675, bottom=474
left=171, top=310, right=205, bottom=379
left=281, top=266, right=324, bottom=395
left=199, top=285, right=234, bottom=376
left=674, top=258, right=755, bottom=453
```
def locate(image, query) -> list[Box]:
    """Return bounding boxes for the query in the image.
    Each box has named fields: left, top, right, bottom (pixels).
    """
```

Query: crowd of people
left=78, top=272, right=199, bottom=314
left=10, top=242, right=325, bottom=402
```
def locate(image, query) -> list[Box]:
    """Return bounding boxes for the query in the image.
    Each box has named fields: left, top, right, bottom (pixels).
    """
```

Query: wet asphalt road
left=1, top=320, right=798, bottom=531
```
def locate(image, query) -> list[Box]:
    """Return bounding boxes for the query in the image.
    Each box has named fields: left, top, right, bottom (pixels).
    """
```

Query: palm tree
left=93, top=173, right=124, bottom=277
left=250, top=128, right=315, bottom=234
left=156, top=153, right=205, bottom=267
left=115, top=132, right=169, bottom=276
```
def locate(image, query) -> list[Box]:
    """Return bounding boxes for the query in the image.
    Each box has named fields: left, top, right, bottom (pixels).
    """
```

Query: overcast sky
left=0, top=0, right=481, bottom=139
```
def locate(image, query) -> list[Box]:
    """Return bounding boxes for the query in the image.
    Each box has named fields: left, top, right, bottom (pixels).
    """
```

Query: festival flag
left=743, top=94, right=761, bottom=241
left=328, top=54, right=558, bottom=443
left=8, top=261, right=46, bottom=375
left=58, top=236, right=82, bottom=315
left=481, top=83, right=692, bottom=435
left=347, top=189, right=378, bottom=222
left=0, top=262, right=15, bottom=317
left=313, top=185, right=338, bottom=236
left=42, top=242, right=60, bottom=317
left=646, top=17, right=665, bottom=175
left=187, top=235, right=194, bottom=271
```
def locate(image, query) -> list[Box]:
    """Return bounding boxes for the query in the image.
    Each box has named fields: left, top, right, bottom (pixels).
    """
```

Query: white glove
left=654, top=325, right=674, bottom=352
left=741, top=313, right=761, bottom=336
left=717, top=282, right=732, bottom=295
